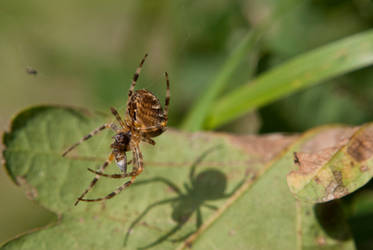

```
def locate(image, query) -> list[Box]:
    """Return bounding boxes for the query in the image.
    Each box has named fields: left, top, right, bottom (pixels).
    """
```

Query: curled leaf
left=287, top=125, right=373, bottom=203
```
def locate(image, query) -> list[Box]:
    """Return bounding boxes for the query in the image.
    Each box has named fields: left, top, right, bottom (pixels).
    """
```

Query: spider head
left=111, top=131, right=131, bottom=150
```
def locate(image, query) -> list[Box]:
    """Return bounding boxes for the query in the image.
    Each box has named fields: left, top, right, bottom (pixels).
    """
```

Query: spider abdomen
left=128, top=89, right=167, bottom=136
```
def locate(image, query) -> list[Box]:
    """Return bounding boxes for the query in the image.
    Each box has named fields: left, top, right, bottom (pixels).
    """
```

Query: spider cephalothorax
left=62, top=54, right=170, bottom=205
left=111, top=131, right=131, bottom=151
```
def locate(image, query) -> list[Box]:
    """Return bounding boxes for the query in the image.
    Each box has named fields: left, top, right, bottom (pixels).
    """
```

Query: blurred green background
left=1, top=0, right=373, bottom=247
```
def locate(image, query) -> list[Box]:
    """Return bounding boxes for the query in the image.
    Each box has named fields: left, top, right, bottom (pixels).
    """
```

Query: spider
left=26, top=66, right=37, bottom=75
left=62, top=54, right=170, bottom=206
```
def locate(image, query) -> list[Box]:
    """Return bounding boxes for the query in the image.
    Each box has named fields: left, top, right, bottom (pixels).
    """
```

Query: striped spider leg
left=79, top=142, right=144, bottom=202
left=62, top=107, right=129, bottom=205
left=62, top=53, right=170, bottom=205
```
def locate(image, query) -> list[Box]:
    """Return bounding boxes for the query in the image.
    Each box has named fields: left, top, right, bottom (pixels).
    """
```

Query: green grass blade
left=181, top=30, right=260, bottom=131
left=206, top=29, right=373, bottom=129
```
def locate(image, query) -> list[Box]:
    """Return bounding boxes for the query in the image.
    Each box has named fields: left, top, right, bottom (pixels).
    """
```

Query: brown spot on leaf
left=314, top=176, right=321, bottom=184
left=229, top=133, right=298, bottom=163
left=316, top=236, right=326, bottom=246
left=166, top=186, right=178, bottom=193
left=290, top=149, right=335, bottom=176
left=360, top=165, right=369, bottom=172
left=324, top=183, right=337, bottom=202
left=290, top=127, right=359, bottom=178
left=333, top=170, right=343, bottom=185
left=185, top=241, right=193, bottom=248
left=287, top=149, right=339, bottom=193
left=293, top=152, right=300, bottom=165
left=347, top=126, right=373, bottom=162
left=287, top=126, right=364, bottom=202
left=228, top=229, right=236, bottom=236
left=322, top=171, right=348, bottom=202
left=333, top=185, right=348, bottom=198
left=301, top=127, right=358, bottom=153
left=16, top=176, right=38, bottom=199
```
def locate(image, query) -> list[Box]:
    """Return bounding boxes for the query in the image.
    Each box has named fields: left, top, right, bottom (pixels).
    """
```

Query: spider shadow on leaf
left=123, top=146, right=245, bottom=249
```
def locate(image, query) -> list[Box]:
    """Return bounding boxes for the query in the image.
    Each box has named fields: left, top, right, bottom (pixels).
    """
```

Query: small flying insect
left=62, top=54, right=170, bottom=205
left=26, top=66, right=38, bottom=75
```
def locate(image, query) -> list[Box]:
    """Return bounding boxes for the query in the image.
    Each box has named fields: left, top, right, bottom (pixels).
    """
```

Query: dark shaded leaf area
left=3, top=106, right=372, bottom=249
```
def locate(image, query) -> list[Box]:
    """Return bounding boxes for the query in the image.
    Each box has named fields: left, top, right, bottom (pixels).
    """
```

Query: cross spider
left=62, top=54, right=170, bottom=205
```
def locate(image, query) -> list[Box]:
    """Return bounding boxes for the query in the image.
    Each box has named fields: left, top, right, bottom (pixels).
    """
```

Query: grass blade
left=181, top=30, right=260, bottom=131
left=206, top=29, right=373, bottom=129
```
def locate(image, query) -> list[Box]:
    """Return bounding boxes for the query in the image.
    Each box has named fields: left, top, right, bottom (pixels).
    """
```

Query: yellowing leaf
left=288, top=125, right=373, bottom=203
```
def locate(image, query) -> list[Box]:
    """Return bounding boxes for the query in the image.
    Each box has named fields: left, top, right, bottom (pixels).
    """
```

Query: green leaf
left=206, top=29, right=373, bottom=129
left=178, top=126, right=355, bottom=250
left=287, top=124, right=373, bottom=203
left=2, top=106, right=357, bottom=249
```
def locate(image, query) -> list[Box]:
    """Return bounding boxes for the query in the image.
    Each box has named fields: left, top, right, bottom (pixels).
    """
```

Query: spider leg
left=131, top=143, right=144, bottom=175
left=137, top=124, right=167, bottom=133
left=141, top=137, right=156, bottom=145
left=79, top=176, right=137, bottom=202
left=110, top=107, right=126, bottom=128
left=62, top=123, right=116, bottom=157
left=74, top=153, right=115, bottom=206
left=127, top=54, right=148, bottom=101
left=79, top=143, right=144, bottom=202
left=87, top=166, right=133, bottom=178
left=164, top=72, right=170, bottom=118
